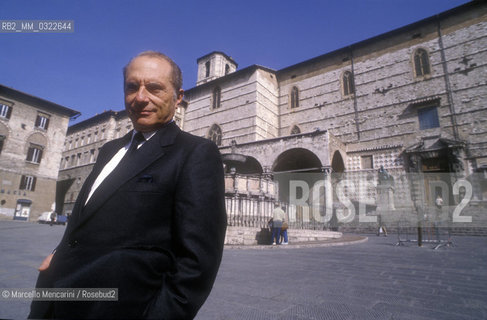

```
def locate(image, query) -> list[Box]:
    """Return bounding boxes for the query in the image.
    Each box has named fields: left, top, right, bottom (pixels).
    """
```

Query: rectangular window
left=361, top=155, right=373, bottom=169
left=35, top=114, right=50, bottom=130
left=0, top=104, right=12, bottom=119
left=0, top=135, right=5, bottom=154
left=20, top=175, right=37, bottom=191
left=90, top=149, right=95, bottom=163
left=205, top=61, right=211, bottom=78
left=343, top=71, right=355, bottom=96
left=212, top=87, right=221, bottom=109
left=26, top=145, right=43, bottom=164
left=290, top=87, right=299, bottom=109
left=418, top=106, right=440, bottom=130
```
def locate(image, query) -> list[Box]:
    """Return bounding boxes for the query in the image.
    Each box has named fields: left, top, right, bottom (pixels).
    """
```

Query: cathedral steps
left=224, top=226, right=341, bottom=246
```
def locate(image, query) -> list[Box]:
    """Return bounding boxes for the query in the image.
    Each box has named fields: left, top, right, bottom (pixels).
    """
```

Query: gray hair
left=123, top=51, right=183, bottom=96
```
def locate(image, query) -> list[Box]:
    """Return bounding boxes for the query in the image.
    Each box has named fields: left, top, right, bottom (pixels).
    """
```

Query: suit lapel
left=75, top=122, right=181, bottom=227
left=69, top=136, right=130, bottom=224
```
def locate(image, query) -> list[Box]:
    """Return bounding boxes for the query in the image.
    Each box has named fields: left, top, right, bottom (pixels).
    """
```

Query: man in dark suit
left=29, top=51, right=227, bottom=319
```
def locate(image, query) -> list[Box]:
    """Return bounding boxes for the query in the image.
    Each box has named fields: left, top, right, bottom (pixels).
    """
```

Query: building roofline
left=0, top=84, right=80, bottom=118
left=196, top=51, right=238, bottom=67
left=186, top=2, right=481, bottom=93
left=67, top=98, right=188, bottom=133
left=276, top=1, right=481, bottom=75
left=67, top=109, right=126, bottom=133
left=185, top=64, right=276, bottom=95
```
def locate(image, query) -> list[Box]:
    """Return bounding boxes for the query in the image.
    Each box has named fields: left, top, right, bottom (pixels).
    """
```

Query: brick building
left=0, top=85, right=79, bottom=221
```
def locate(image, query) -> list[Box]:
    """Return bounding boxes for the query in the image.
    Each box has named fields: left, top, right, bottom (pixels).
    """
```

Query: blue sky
left=0, top=0, right=471, bottom=124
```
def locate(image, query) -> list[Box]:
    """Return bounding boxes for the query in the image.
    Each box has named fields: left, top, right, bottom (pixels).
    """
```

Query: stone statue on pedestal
left=376, top=166, right=395, bottom=236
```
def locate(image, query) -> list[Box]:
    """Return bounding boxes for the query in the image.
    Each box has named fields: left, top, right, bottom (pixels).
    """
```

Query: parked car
left=37, top=212, right=67, bottom=225
left=37, top=212, right=51, bottom=224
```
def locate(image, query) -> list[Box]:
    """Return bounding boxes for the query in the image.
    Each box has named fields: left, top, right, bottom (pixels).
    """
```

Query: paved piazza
left=0, top=220, right=486, bottom=319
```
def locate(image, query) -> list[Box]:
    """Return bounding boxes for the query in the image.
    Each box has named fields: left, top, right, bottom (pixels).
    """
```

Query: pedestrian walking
left=272, top=203, right=285, bottom=245
left=49, top=212, right=56, bottom=227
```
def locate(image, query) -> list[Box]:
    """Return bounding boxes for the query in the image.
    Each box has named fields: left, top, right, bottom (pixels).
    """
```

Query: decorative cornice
left=347, top=144, right=403, bottom=154
left=218, top=129, right=328, bottom=150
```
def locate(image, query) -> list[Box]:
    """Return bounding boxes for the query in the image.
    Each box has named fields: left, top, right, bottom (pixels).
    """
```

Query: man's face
left=124, top=56, right=183, bottom=132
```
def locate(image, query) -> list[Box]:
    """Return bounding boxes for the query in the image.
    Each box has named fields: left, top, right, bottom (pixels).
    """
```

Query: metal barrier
left=395, top=217, right=452, bottom=249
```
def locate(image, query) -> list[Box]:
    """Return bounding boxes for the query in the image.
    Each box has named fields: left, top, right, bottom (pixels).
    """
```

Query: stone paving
left=0, top=220, right=486, bottom=319
left=198, top=235, right=487, bottom=319
left=0, top=220, right=66, bottom=319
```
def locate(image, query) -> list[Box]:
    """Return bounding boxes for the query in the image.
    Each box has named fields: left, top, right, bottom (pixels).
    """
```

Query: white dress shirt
left=85, top=130, right=156, bottom=205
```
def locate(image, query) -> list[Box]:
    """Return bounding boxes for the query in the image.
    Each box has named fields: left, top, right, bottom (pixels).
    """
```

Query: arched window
left=208, top=124, right=222, bottom=146
left=225, top=64, right=230, bottom=75
left=342, top=71, right=355, bottom=96
left=290, top=86, right=299, bottom=109
left=413, top=48, right=431, bottom=77
left=212, top=87, right=221, bottom=109
left=290, top=125, right=301, bottom=135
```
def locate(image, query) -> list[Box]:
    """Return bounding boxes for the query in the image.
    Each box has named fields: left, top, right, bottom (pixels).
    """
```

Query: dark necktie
left=117, top=132, right=146, bottom=168
left=126, top=132, right=145, bottom=156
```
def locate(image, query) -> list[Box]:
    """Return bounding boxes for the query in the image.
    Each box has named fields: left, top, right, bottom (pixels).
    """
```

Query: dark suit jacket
left=29, top=122, right=227, bottom=319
